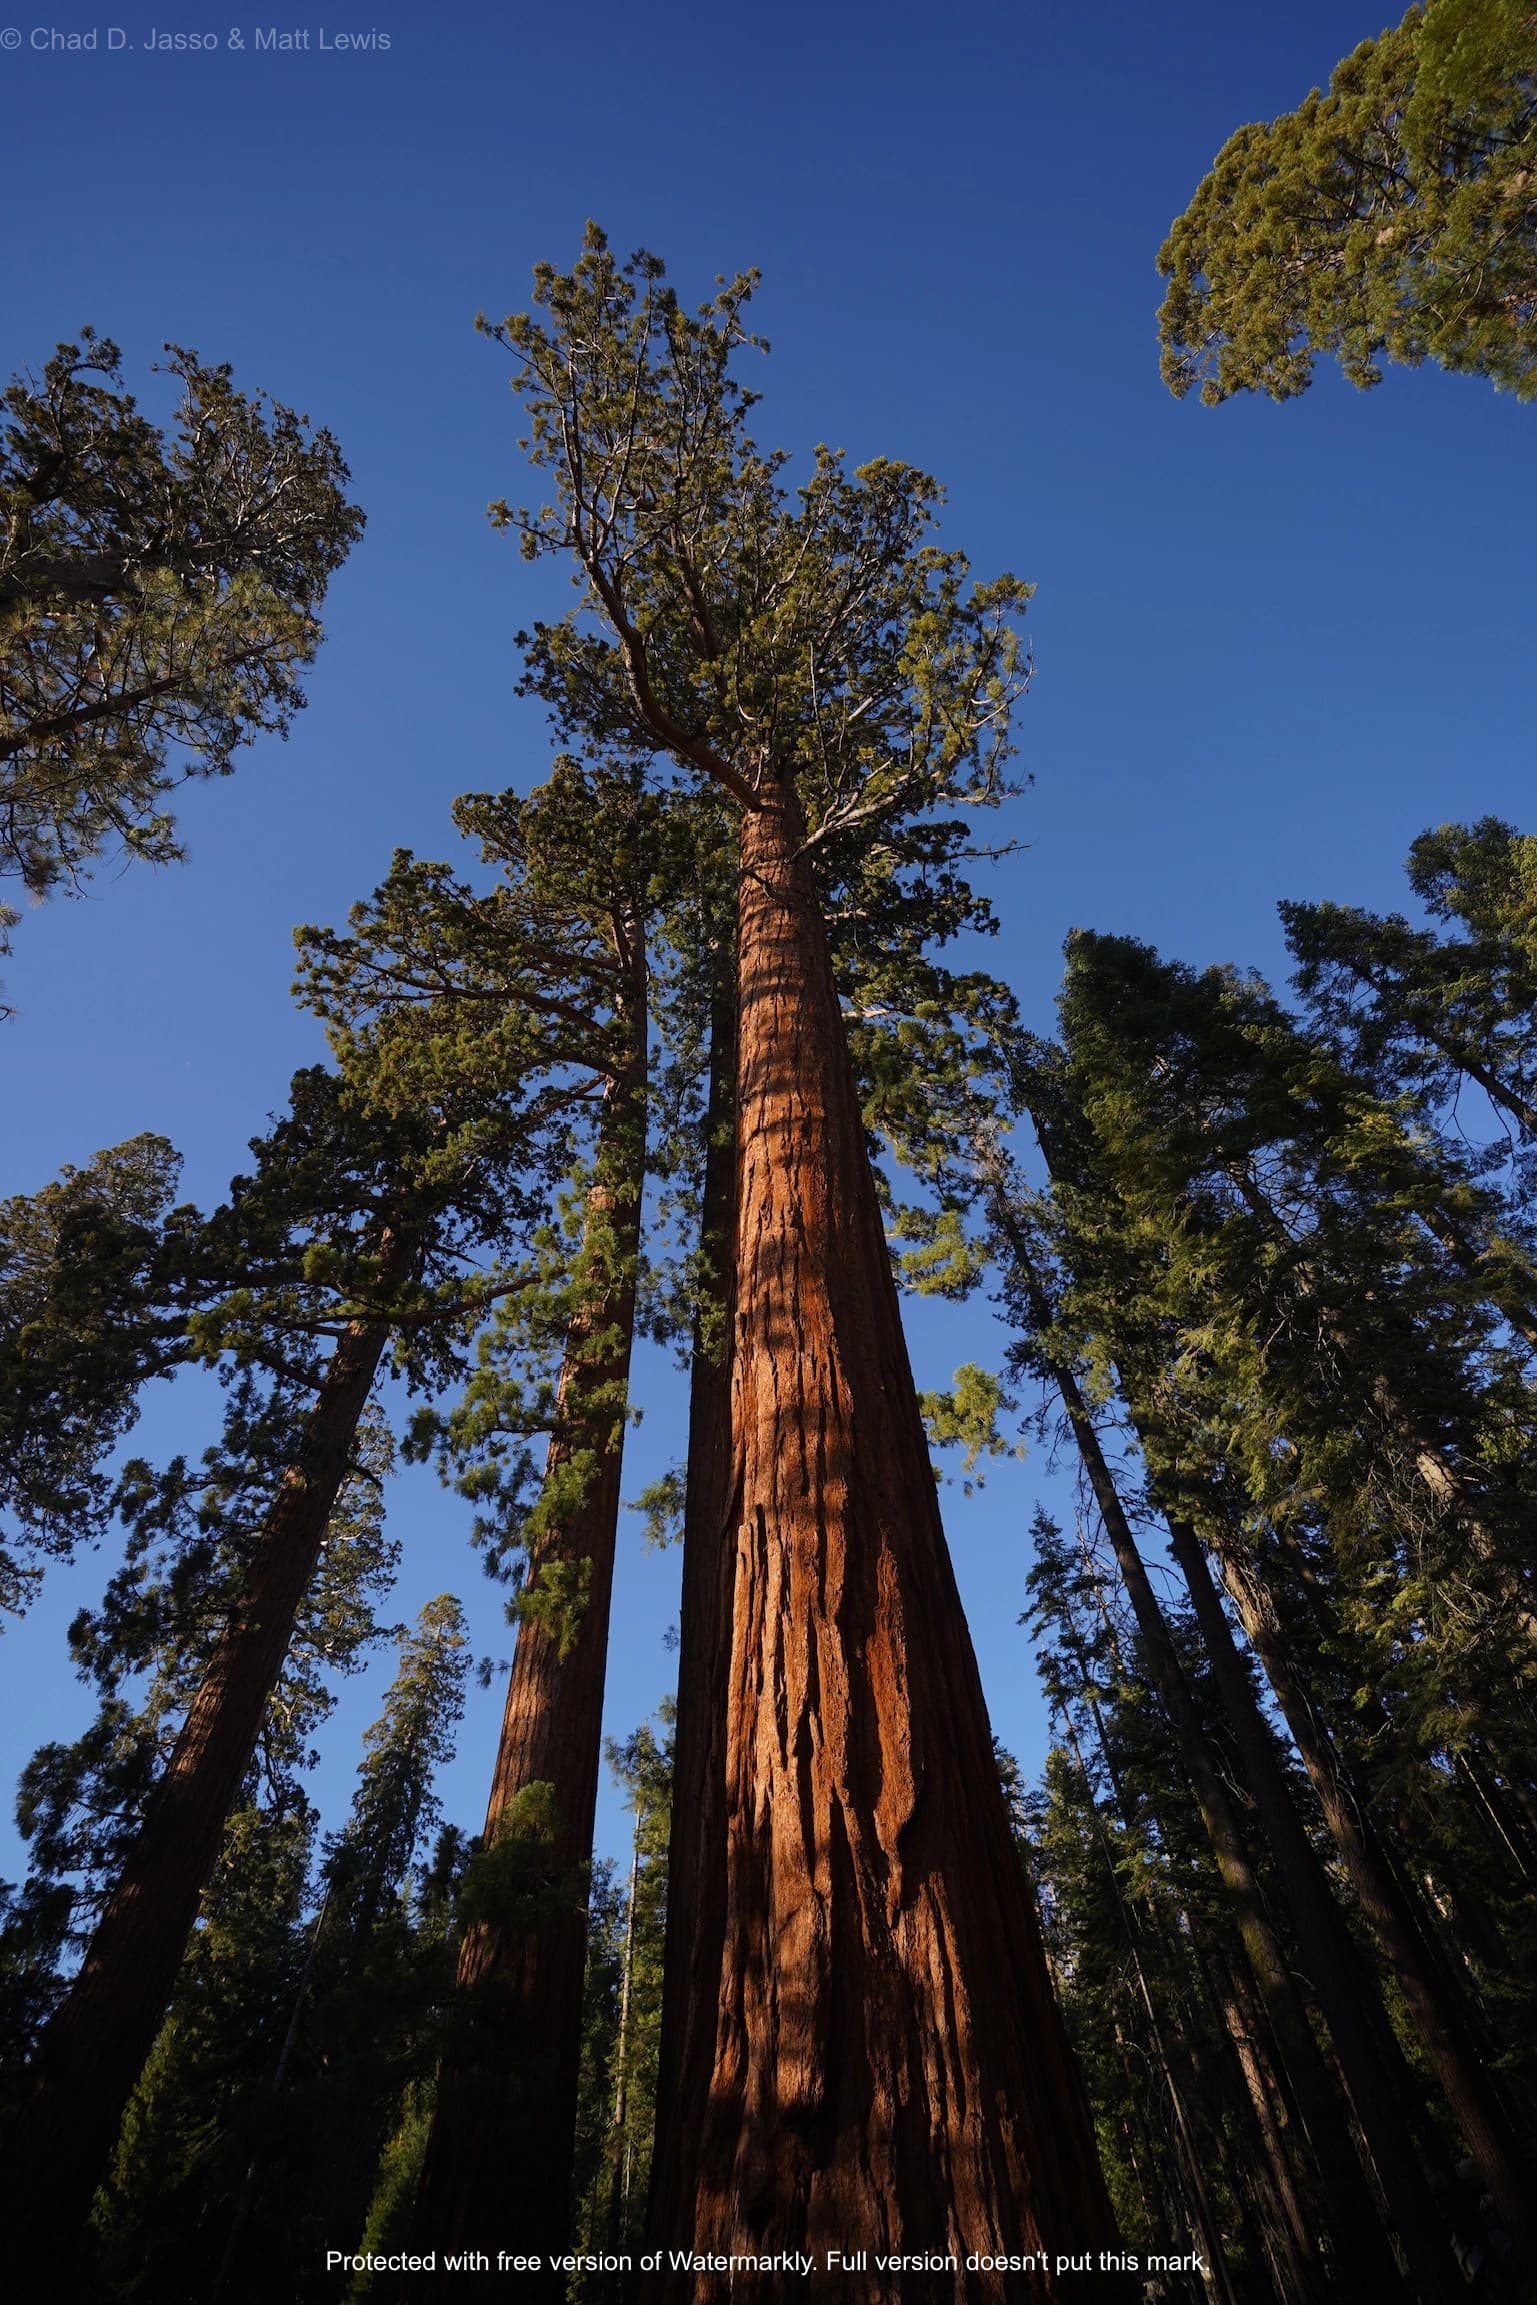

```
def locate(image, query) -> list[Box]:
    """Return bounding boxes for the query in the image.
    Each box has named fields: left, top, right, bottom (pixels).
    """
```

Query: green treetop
left=1158, top=1, right=1537, bottom=403
left=484, top=225, right=1031, bottom=837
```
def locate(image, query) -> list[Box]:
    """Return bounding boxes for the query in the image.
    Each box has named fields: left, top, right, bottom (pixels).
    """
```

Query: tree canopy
left=1157, top=0, right=1537, bottom=404
left=0, top=333, right=363, bottom=941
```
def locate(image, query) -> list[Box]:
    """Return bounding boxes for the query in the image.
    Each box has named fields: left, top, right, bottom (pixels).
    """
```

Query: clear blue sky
left=3, top=0, right=1532, bottom=1882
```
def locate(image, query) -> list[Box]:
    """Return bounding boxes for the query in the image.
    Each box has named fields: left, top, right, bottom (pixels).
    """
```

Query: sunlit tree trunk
left=669, top=778, right=1122, bottom=2301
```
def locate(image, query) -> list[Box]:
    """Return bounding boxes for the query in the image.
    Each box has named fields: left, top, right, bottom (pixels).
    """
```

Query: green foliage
left=1006, top=895, right=1537, bottom=2167
left=1158, top=3, right=1537, bottom=402
left=628, top=1466, right=686, bottom=1549
left=0, top=332, right=363, bottom=930
left=90, top=1799, right=315, bottom=2302
left=0, top=1133, right=188, bottom=1615
left=487, top=224, right=1031, bottom=833
left=457, top=1782, right=587, bottom=1942
left=320, top=1594, right=470, bottom=1941
left=71, top=1601, right=476, bottom=2302
left=15, top=1403, right=399, bottom=1943
left=1284, top=817, right=1537, bottom=1176
left=513, top=1544, right=594, bottom=1660
left=917, top=1362, right=1023, bottom=1488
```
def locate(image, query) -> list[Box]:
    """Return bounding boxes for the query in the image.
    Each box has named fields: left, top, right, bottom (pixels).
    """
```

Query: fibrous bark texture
left=667, top=779, right=1122, bottom=2302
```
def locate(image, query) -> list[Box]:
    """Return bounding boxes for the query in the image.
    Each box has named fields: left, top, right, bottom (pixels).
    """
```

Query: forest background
left=1, top=0, right=1531, bottom=1888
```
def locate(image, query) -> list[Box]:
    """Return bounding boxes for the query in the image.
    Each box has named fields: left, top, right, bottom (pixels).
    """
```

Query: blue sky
left=3, top=0, right=1532, bottom=1881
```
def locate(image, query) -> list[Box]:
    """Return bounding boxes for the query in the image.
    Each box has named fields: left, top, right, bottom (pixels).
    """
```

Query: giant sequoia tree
left=0, top=333, right=362, bottom=938
left=483, top=226, right=1120, bottom=2294
left=1158, top=0, right=1537, bottom=404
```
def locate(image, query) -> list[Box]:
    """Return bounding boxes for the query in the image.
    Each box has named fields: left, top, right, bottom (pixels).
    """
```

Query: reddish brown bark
left=409, top=952, right=645, bottom=2296
left=7, top=1264, right=398, bottom=2273
left=665, top=779, right=1123, bottom=2302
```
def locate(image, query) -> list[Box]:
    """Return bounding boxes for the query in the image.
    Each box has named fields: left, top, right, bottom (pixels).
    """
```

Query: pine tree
left=991, top=1172, right=1423, bottom=2301
left=1157, top=2, right=1537, bottom=404
left=0, top=1132, right=189, bottom=1617
left=1018, top=936, right=1537, bottom=2279
left=1282, top=818, right=1537, bottom=1164
left=396, top=766, right=655, bottom=2284
left=0, top=332, right=363, bottom=939
left=2, top=882, right=612, bottom=2266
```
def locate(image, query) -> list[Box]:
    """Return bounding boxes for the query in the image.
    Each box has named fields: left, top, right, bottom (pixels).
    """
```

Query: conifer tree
left=1015, top=940, right=1537, bottom=2279
left=1158, top=1, right=1537, bottom=404
left=3, top=855, right=617, bottom=2266
left=1283, top=818, right=1537, bottom=1162
left=990, top=1167, right=1426, bottom=2301
left=382, top=765, right=656, bottom=2283
left=0, top=333, right=362, bottom=939
left=482, top=226, right=1120, bottom=2288
left=1023, top=1519, right=1304, bottom=2305
left=0, top=1132, right=190, bottom=1616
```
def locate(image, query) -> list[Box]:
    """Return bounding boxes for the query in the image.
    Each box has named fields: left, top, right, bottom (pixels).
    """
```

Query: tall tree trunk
left=1194, top=1510, right=1537, bottom=2273
left=1057, top=1719, right=1240, bottom=2305
left=648, top=965, right=737, bottom=2251
left=992, top=1195, right=1411, bottom=2301
left=7, top=1256, right=400, bottom=2274
left=1207, top=1950, right=1323, bottom=2305
left=606, top=1825, right=643, bottom=2250
left=668, top=777, right=1124, bottom=2302
left=409, top=948, right=646, bottom=2297
left=1158, top=1514, right=1464, bottom=2305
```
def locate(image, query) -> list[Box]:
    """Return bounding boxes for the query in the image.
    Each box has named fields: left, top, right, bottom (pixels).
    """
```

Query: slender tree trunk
left=1058, top=1720, right=1239, bottom=2305
left=7, top=1260, right=400, bottom=2272
left=1194, top=1513, right=1537, bottom=2273
left=993, top=1196, right=1410, bottom=2302
left=666, top=778, right=1124, bottom=2302
left=648, top=965, right=737, bottom=2252
left=1075, top=1662, right=1323, bottom=2305
left=606, top=1826, right=643, bottom=2251
left=409, top=948, right=646, bottom=2297
left=1159, top=1515, right=1464, bottom=2305
left=1229, top=1164, right=1537, bottom=1653
left=1208, top=1953, right=1323, bottom=2305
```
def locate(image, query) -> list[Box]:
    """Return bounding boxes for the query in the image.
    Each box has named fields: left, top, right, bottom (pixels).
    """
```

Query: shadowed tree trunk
left=7, top=1243, right=404, bottom=2276
left=991, top=1192, right=1413, bottom=2302
left=409, top=942, right=646, bottom=2298
left=648, top=965, right=738, bottom=2255
left=1158, top=1511, right=1465, bottom=2305
left=1180, top=1509, right=1537, bottom=2282
left=666, top=779, right=1124, bottom=2302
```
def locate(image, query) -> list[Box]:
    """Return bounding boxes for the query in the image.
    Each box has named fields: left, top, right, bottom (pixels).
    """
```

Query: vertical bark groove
left=665, top=781, right=1121, bottom=2301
